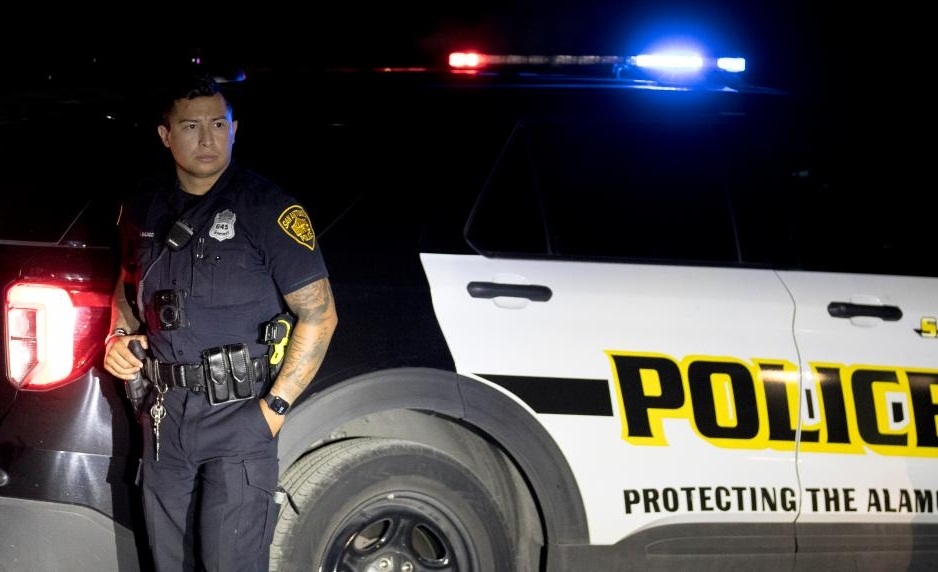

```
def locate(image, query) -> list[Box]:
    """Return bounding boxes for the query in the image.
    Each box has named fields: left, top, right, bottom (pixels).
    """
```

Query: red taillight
left=5, top=281, right=111, bottom=390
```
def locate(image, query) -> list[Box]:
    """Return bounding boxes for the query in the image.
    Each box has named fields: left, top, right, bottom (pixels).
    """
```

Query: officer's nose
left=199, top=128, right=214, bottom=147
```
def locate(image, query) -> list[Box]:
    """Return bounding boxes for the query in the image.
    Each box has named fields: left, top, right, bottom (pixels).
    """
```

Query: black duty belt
left=152, top=357, right=269, bottom=393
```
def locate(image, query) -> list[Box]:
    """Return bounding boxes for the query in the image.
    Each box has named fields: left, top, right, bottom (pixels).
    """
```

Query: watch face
left=266, top=394, right=290, bottom=415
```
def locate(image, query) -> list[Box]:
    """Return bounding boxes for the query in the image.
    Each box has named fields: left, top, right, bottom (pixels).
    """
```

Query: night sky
left=3, top=2, right=919, bottom=195
left=5, top=2, right=901, bottom=171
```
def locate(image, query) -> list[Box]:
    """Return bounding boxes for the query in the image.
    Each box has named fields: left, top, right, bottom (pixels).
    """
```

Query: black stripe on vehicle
left=475, top=374, right=613, bottom=416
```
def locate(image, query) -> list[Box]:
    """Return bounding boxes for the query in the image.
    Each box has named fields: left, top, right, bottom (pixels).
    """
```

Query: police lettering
left=624, top=486, right=938, bottom=515
left=802, top=487, right=938, bottom=514
left=623, top=486, right=797, bottom=514
left=608, top=351, right=938, bottom=456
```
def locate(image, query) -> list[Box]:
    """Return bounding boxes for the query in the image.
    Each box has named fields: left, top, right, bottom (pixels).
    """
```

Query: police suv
left=2, top=47, right=937, bottom=571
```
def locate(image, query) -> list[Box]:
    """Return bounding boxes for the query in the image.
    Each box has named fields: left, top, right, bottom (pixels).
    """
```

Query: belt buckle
left=184, top=364, right=207, bottom=394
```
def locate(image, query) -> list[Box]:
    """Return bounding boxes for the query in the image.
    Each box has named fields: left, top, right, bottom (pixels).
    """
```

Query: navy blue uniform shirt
left=118, top=161, right=328, bottom=365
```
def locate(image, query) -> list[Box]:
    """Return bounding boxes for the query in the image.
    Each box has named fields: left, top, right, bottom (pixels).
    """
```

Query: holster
left=202, top=343, right=257, bottom=405
left=125, top=340, right=152, bottom=417
left=124, top=375, right=152, bottom=417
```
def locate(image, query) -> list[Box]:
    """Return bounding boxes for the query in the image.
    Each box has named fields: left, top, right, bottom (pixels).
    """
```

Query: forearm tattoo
left=280, top=279, right=337, bottom=394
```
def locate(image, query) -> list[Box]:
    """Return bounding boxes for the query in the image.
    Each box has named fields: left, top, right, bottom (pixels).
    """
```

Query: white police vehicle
left=2, top=44, right=936, bottom=571
left=258, top=48, right=938, bottom=571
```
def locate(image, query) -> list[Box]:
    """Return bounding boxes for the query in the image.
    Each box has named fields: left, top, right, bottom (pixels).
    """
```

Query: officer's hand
left=103, top=334, right=148, bottom=381
left=259, top=399, right=286, bottom=437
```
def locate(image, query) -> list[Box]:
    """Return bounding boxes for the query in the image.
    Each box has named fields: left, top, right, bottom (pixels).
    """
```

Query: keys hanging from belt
left=150, top=385, right=167, bottom=462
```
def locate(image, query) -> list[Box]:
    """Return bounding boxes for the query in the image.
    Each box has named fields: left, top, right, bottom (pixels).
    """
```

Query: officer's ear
left=157, top=124, right=171, bottom=149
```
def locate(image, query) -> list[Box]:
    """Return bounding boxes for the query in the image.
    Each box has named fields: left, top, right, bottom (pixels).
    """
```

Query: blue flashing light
left=634, top=53, right=703, bottom=71
left=717, top=57, right=746, bottom=73
left=631, top=52, right=745, bottom=75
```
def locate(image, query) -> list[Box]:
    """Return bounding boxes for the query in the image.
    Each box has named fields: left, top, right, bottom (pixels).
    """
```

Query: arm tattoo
left=279, top=278, right=338, bottom=396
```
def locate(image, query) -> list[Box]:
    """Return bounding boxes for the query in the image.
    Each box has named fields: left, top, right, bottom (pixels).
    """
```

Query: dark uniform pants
left=141, top=387, right=280, bottom=572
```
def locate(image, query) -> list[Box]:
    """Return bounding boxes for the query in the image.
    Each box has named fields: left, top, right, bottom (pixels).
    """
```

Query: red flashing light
left=448, top=52, right=486, bottom=69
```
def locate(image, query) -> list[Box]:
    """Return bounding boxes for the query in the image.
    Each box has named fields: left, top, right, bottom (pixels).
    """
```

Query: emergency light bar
left=448, top=50, right=747, bottom=85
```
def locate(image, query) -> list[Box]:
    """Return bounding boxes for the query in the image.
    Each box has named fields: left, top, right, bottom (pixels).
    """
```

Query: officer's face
left=158, top=93, right=238, bottom=190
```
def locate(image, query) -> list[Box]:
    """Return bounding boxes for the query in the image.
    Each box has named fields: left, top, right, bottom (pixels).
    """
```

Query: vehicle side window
left=467, top=118, right=739, bottom=264
left=791, top=174, right=933, bottom=277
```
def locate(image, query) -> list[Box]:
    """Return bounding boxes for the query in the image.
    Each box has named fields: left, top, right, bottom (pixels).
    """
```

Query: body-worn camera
left=154, top=289, right=188, bottom=330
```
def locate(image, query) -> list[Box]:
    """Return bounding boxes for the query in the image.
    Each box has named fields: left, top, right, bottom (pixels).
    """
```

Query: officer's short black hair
left=158, top=70, right=234, bottom=127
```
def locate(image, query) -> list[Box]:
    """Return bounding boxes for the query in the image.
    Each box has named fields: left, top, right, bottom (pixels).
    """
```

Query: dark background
left=1, top=2, right=916, bottom=197
left=5, top=2, right=831, bottom=95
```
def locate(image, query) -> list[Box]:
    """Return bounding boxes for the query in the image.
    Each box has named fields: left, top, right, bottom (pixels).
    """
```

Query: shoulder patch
left=277, top=205, right=316, bottom=251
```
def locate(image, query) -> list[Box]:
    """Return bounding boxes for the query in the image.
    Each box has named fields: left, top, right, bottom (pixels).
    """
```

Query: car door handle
left=467, top=282, right=553, bottom=302
left=827, top=301, right=902, bottom=321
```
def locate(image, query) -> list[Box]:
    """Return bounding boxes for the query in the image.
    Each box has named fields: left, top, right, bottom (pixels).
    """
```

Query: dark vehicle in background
left=3, top=48, right=937, bottom=572
left=0, top=92, right=160, bottom=570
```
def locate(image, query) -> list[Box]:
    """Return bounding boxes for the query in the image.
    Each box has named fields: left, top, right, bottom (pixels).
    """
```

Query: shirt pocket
left=191, top=239, right=254, bottom=307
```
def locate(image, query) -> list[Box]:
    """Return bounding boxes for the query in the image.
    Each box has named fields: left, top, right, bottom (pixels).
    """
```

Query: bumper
left=0, top=496, right=142, bottom=572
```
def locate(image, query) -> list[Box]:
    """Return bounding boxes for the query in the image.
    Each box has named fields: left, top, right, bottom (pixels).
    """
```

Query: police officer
left=103, top=71, right=338, bottom=571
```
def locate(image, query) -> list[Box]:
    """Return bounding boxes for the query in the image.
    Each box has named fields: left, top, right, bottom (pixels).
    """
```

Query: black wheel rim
left=322, top=492, right=475, bottom=572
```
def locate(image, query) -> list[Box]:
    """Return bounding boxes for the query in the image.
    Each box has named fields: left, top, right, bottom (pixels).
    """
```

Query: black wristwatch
left=264, top=394, right=291, bottom=415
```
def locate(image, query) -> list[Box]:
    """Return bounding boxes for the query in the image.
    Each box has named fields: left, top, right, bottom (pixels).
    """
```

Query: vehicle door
left=781, top=179, right=938, bottom=560
left=421, top=114, right=803, bottom=549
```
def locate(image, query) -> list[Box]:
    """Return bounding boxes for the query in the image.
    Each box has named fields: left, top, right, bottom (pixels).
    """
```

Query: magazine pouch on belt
left=203, top=343, right=256, bottom=405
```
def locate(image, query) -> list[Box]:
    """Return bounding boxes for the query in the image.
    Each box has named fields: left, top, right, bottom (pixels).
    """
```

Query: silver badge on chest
left=209, top=209, right=236, bottom=242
